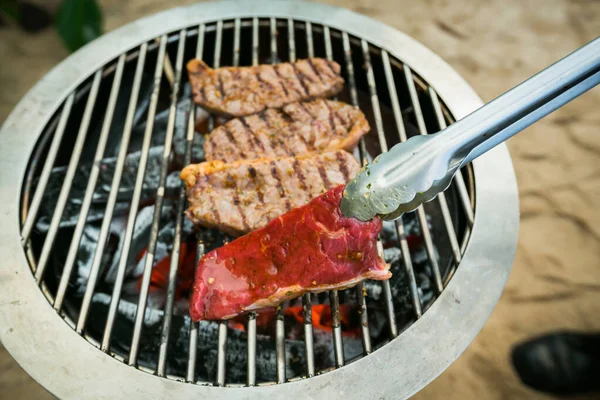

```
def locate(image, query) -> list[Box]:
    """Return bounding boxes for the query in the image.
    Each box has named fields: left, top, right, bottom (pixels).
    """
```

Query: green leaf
left=56, top=0, right=103, bottom=52
left=0, top=0, right=20, bottom=22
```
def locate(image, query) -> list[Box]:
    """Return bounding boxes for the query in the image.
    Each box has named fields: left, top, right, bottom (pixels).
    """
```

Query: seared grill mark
left=323, top=100, right=338, bottom=132
left=255, top=70, right=274, bottom=90
left=224, top=127, right=246, bottom=158
left=292, top=63, right=311, bottom=95
left=227, top=172, right=250, bottom=231
left=203, top=174, right=221, bottom=224
left=317, top=164, right=331, bottom=189
left=273, top=65, right=290, bottom=97
left=270, top=161, right=286, bottom=199
left=247, top=166, right=264, bottom=204
left=218, top=76, right=226, bottom=98
left=240, top=117, right=266, bottom=153
left=298, top=102, right=314, bottom=121
left=264, top=111, right=296, bottom=156
left=324, top=60, right=338, bottom=78
left=308, top=59, right=324, bottom=82
left=336, top=151, right=350, bottom=181
left=205, top=135, right=214, bottom=155
left=337, top=109, right=350, bottom=127
left=292, top=159, right=308, bottom=191
left=258, top=112, right=280, bottom=154
left=298, top=102, right=317, bottom=145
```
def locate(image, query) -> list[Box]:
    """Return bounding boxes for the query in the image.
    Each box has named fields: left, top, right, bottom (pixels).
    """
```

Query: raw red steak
left=189, top=185, right=390, bottom=321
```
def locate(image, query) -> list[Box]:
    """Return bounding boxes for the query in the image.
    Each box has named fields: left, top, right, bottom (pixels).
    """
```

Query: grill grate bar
left=301, top=19, right=316, bottom=378
left=276, top=306, right=286, bottom=383
left=270, top=18, right=278, bottom=64
left=246, top=312, right=257, bottom=385
left=361, top=39, right=398, bottom=339
left=53, top=55, right=126, bottom=312
left=99, top=38, right=167, bottom=350
left=33, top=70, right=102, bottom=283
left=129, top=32, right=186, bottom=365
left=287, top=19, right=295, bottom=62
left=233, top=18, right=241, bottom=67
left=21, top=93, right=74, bottom=243
left=252, top=17, right=259, bottom=66
left=381, top=51, right=423, bottom=317
left=271, top=18, right=287, bottom=383
left=396, top=220, right=422, bottom=317
left=157, top=30, right=196, bottom=377
left=330, top=287, right=345, bottom=367
left=216, top=321, right=228, bottom=385
left=356, top=139, right=373, bottom=354
left=305, top=21, right=314, bottom=59
left=343, top=31, right=372, bottom=355
left=323, top=25, right=345, bottom=367
left=379, top=242, right=398, bottom=337
left=187, top=22, right=207, bottom=384
left=417, top=208, right=443, bottom=293
left=76, top=42, right=150, bottom=334
left=210, top=20, right=229, bottom=386
left=187, top=241, right=204, bottom=382
left=405, top=65, right=457, bottom=293
left=429, top=87, right=474, bottom=227
left=246, top=16, right=260, bottom=386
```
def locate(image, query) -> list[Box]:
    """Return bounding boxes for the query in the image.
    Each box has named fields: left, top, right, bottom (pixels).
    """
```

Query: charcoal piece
left=59, top=199, right=177, bottom=302
left=84, top=294, right=308, bottom=383
left=69, top=216, right=127, bottom=297
left=131, top=97, right=205, bottom=169
left=34, top=145, right=177, bottom=232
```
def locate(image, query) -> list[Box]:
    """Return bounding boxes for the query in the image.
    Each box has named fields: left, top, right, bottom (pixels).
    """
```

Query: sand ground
left=0, top=0, right=599, bottom=399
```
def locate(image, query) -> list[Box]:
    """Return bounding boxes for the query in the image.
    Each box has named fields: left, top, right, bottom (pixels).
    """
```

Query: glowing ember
left=136, top=242, right=197, bottom=301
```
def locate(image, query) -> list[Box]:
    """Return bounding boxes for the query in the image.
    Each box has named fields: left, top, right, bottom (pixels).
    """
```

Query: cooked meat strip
left=180, top=151, right=360, bottom=236
left=204, top=99, right=370, bottom=163
left=187, top=58, right=344, bottom=117
left=189, top=184, right=390, bottom=321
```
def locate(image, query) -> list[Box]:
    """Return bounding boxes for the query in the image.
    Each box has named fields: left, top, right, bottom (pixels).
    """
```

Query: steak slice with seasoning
left=204, top=99, right=370, bottom=163
left=187, top=58, right=344, bottom=117
left=189, top=184, right=390, bottom=321
left=180, top=151, right=360, bottom=236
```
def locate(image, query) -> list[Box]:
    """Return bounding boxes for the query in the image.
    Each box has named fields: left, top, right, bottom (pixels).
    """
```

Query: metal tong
left=341, top=37, right=600, bottom=221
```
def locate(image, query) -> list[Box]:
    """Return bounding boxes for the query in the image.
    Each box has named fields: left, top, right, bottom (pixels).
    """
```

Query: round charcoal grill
left=0, top=1, right=519, bottom=399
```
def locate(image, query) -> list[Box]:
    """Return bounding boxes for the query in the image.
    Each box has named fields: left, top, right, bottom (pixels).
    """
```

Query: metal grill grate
left=20, top=18, right=475, bottom=387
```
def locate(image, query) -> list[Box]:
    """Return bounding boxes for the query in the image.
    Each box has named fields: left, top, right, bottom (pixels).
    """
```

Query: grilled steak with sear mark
left=204, top=99, right=370, bottom=163
left=180, top=151, right=360, bottom=236
left=187, top=58, right=344, bottom=117
left=189, top=184, right=390, bottom=321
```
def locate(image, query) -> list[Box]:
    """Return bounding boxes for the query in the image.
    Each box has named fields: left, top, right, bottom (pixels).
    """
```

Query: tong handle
left=340, top=37, right=600, bottom=221
left=445, top=36, right=600, bottom=170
